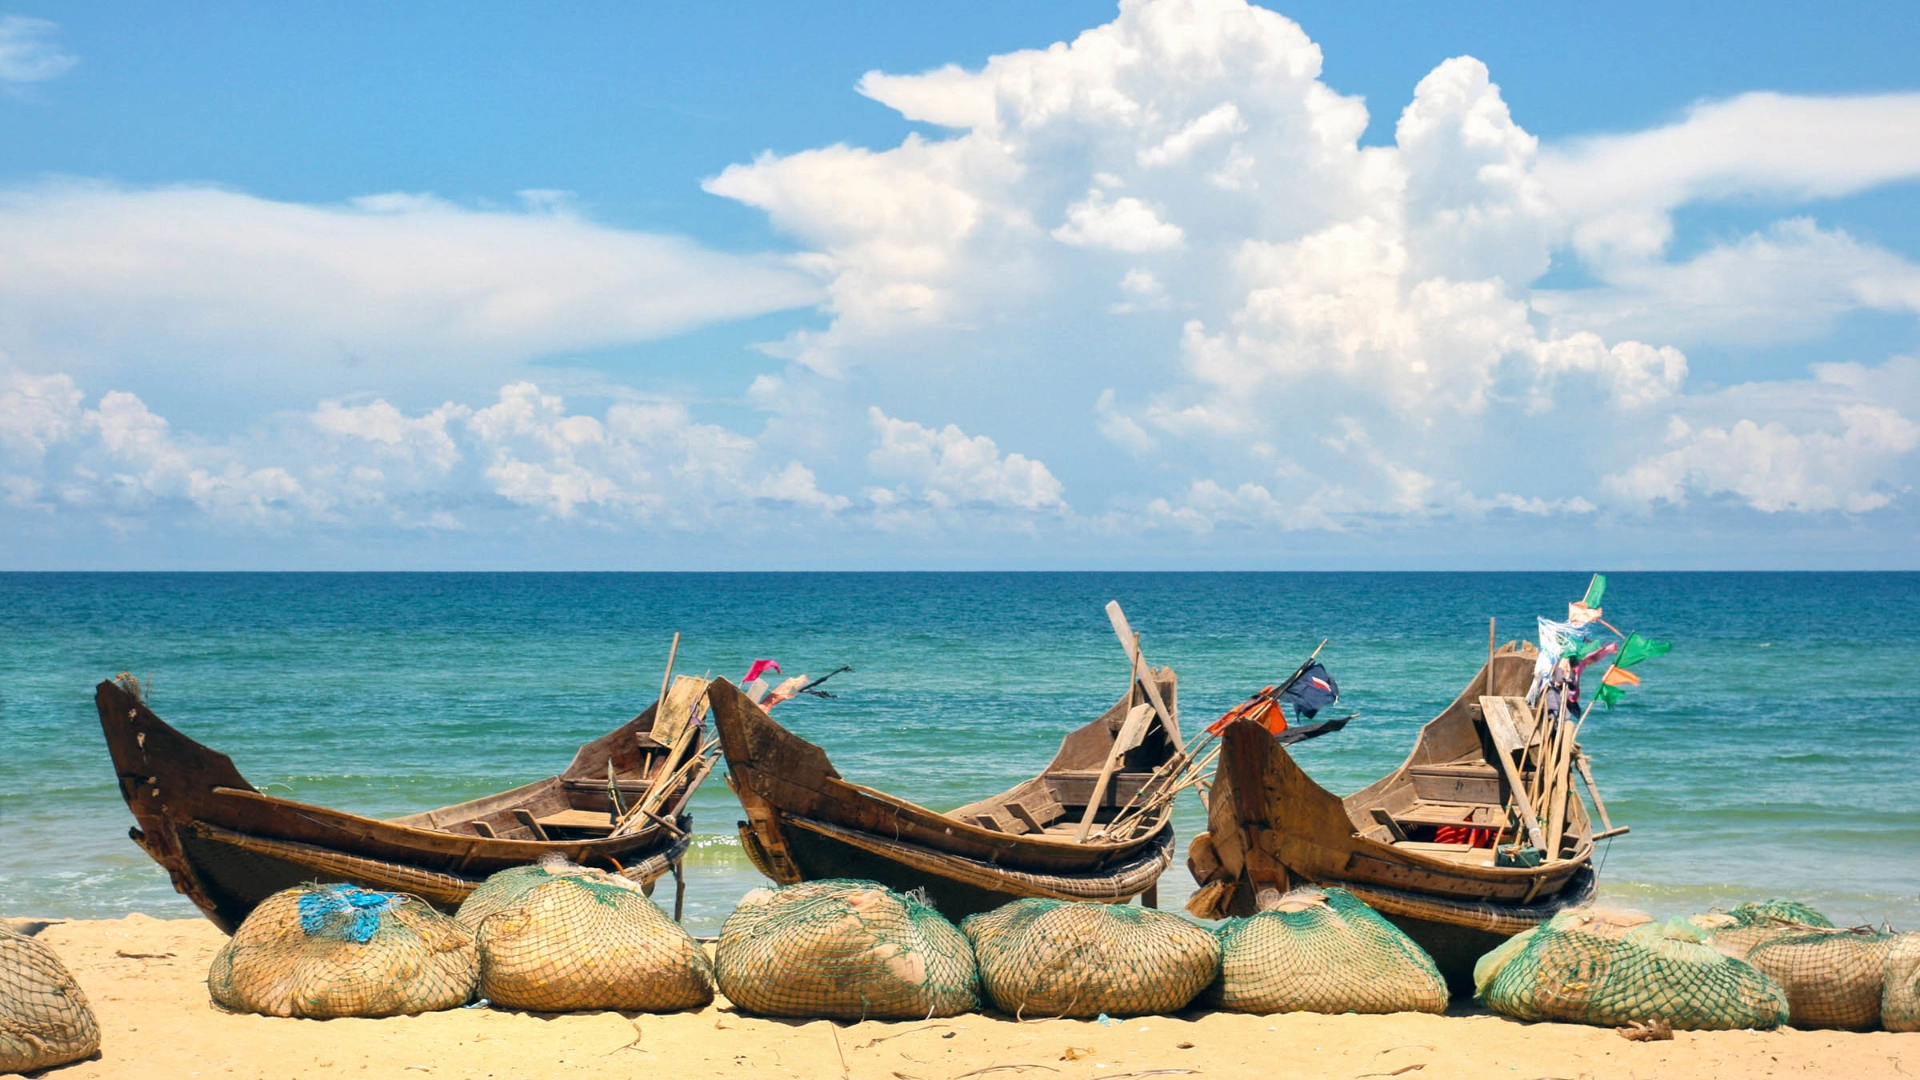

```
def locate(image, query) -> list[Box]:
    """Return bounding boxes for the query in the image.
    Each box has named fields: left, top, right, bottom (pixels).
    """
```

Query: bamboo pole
left=1486, top=617, right=1496, bottom=696
left=1574, top=751, right=1616, bottom=834
left=1543, top=717, right=1576, bottom=858
left=612, top=741, right=714, bottom=838
left=656, top=632, right=681, bottom=714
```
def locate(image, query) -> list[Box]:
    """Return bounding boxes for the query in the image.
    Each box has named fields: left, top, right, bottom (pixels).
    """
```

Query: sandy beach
left=5, top=914, right=1910, bottom=1080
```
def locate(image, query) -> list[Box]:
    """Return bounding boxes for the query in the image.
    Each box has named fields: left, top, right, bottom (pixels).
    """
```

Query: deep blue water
left=2, top=572, right=1916, bottom=935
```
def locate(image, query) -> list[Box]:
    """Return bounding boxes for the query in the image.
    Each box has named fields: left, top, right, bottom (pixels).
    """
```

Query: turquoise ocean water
left=2, top=572, right=1916, bottom=936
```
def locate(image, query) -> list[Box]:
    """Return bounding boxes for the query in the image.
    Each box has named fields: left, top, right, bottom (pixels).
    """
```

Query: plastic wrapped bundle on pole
left=456, top=859, right=712, bottom=1013
left=962, top=898, right=1219, bottom=1019
left=1208, top=887, right=1448, bottom=1015
left=714, top=879, right=978, bottom=1020
left=1474, top=908, right=1787, bottom=1031
left=0, top=926, right=100, bottom=1074
left=209, top=884, right=478, bottom=1018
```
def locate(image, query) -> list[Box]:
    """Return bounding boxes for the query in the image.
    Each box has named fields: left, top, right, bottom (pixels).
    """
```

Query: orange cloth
left=1205, top=689, right=1288, bottom=737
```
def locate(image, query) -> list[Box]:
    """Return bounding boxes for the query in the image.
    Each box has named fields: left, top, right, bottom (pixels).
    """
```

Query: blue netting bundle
left=296, top=885, right=400, bottom=944
left=210, top=884, right=478, bottom=1017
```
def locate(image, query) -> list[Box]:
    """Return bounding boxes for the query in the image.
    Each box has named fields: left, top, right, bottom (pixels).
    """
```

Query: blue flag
left=1280, top=663, right=1339, bottom=719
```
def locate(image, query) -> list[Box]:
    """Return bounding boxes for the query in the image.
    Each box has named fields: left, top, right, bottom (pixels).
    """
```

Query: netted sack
left=714, top=880, right=978, bottom=1019
left=1884, top=933, right=1920, bottom=1033
left=1743, top=928, right=1896, bottom=1031
left=210, top=884, right=478, bottom=1018
left=1208, top=887, right=1447, bottom=1015
left=455, top=860, right=712, bottom=1013
left=1, top=926, right=100, bottom=1074
left=1474, top=907, right=1787, bottom=1030
left=962, top=899, right=1219, bottom=1019
left=1690, top=899, right=1834, bottom=960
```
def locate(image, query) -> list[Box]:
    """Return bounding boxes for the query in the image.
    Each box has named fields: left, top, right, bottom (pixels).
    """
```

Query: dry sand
left=9, top=915, right=1917, bottom=1080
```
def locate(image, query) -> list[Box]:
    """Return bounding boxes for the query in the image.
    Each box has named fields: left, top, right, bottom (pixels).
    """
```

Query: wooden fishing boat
left=711, top=666, right=1185, bottom=920
left=95, top=675, right=716, bottom=933
left=1187, top=641, right=1619, bottom=992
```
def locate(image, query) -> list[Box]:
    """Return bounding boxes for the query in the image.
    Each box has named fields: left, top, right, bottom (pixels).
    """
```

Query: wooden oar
left=1106, top=601, right=1180, bottom=747
left=1478, top=696, right=1547, bottom=850
left=1076, top=702, right=1155, bottom=842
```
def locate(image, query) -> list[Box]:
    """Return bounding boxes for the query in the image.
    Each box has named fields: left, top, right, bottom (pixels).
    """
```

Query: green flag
left=1582, top=573, right=1607, bottom=608
left=1564, top=636, right=1611, bottom=664
left=1615, top=632, right=1672, bottom=669
left=1595, top=664, right=1639, bottom=708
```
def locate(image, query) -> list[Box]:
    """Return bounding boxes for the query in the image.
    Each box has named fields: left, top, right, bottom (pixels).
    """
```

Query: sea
left=2, top=572, right=1916, bottom=937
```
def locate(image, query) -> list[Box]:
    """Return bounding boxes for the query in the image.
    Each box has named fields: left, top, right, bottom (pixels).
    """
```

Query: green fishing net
left=209, top=884, right=478, bottom=1018
left=1207, top=887, right=1448, bottom=1015
left=455, top=860, right=712, bottom=1013
left=962, top=898, right=1219, bottom=1019
left=1744, top=928, right=1898, bottom=1031
left=0, top=926, right=99, bottom=1074
left=1689, top=899, right=1835, bottom=960
left=1883, top=933, right=1920, bottom=1033
left=714, top=879, right=978, bottom=1020
left=1474, top=907, right=1787, bottom=1030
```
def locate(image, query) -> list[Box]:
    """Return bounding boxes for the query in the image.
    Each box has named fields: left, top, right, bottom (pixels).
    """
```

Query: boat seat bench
left=536, top=808, right=617, bottom=834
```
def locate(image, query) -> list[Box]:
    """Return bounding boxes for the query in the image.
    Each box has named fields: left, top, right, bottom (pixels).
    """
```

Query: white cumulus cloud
left=866, top=408, right=1066, bottom=513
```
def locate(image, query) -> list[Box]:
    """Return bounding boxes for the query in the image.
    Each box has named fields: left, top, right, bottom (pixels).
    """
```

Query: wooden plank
left=1407, top=764, right=1503, bottom=804
left=510, top=809, right=550, bottom=841
left=1075, top=703, right=1154, bottom=841
left=537, top=808, right=615, bottom=831
left=1477, top=696, right=1547, bottom=850
left=1369, top=807, right=1410, bottom=842
left=651, top=674, right=710, bottom=751
left=1106, top=601, right=1181, bottom=747
left=1022, top=795, right=1066, bottom=827
left=1005, top=802, right=1046, bottom=834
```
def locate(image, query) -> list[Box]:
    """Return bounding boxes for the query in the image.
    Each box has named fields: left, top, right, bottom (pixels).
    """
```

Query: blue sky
left=2, top=1, right=1917, bottom=568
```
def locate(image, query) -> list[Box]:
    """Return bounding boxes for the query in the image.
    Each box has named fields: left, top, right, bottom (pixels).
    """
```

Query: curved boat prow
left=97, top=678, right=255, bottom=927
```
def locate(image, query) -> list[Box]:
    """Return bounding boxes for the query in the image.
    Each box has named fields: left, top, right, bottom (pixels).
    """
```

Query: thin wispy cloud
left=0, top=15, right=75, bottom=83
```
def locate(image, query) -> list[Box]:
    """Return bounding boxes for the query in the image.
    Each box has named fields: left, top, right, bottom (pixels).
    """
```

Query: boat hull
left=1189, top=644, right=1603, bottom=993
left=739, top=817, right=1176, bottom=920
left=712, top=673, right=1181, bottom=919
left=97, top=678, right=707, bottom=932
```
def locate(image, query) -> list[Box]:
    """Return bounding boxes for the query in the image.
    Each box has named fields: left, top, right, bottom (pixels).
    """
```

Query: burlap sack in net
left=1884, top=933, right=1920, bottom=1033
left=209, top=884, right=478, bottom=1018
left=1742, top=927, right=1900, bottom=1031
left=455, top=859, right=712, bottom=1013
left=1, top=926, right=100, bottom=1074
left=714, top=879, right=978, bottom=1019
left=1473, top=907, right=1787, bottom=1031
left=962, top=898, right=1219, bottom=1019
left=1207, top=887, right=1448, bottom=1015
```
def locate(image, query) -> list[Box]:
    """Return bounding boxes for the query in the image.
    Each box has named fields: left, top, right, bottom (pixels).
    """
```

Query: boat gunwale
left=711, top=671, right=1181, bottom=869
